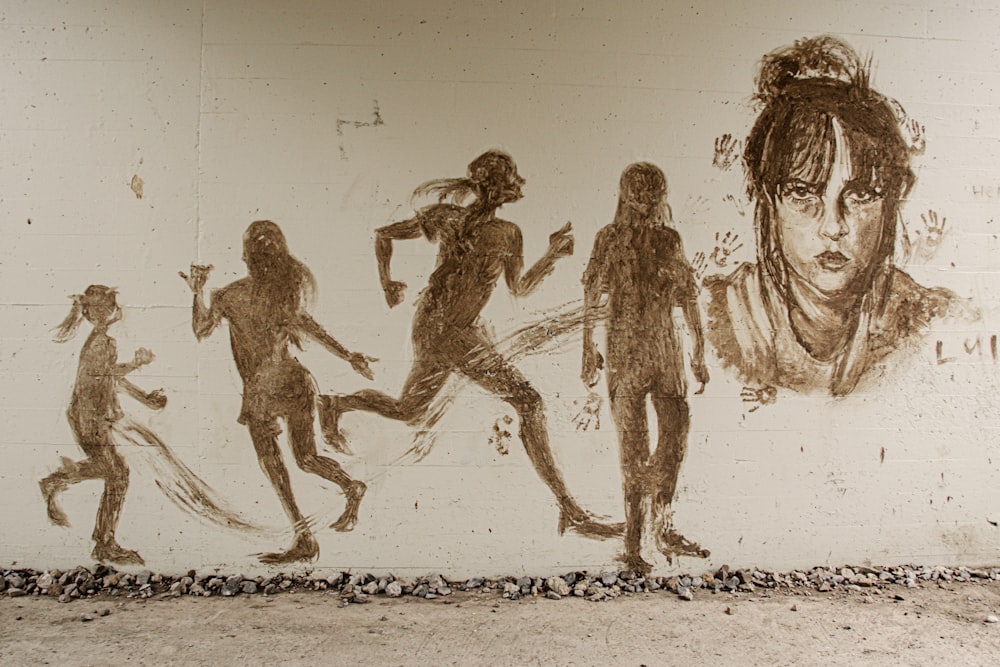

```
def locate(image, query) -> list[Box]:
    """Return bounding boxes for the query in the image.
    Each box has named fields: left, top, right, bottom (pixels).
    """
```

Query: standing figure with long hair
left=582, top=163, right=710, bottom=573
left=705, top=35, right=964, bottom=395
left=181, top=220, right=375, bottom=564
left=40, top=285, right=167, bottom=565
left=321, top=150, right=619, bottom=538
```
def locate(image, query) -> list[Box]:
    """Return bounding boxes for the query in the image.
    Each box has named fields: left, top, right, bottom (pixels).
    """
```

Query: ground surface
left=2, top=582, right=999, bottom=666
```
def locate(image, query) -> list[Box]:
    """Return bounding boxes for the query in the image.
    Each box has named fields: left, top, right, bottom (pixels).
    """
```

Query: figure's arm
left=505, top=222, right=574, bottom=298
left=179, top=264, right=221, bottom=339
left=119, top=377, right=167, bottom=409
left=674, top=239, right=709, bottom=391
left=580, top=233, right=607, bottom=387
left=375, top=218, right=423, bottom=307
left=298, top=313, right=376, bottom=380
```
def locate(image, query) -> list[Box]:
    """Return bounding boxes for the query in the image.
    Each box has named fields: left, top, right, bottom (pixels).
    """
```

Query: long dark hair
left=411, top=150, right=520, bottom=210
left=242, top=220, right=316, bottom=347
left=743, top=35, right=914, bottom=291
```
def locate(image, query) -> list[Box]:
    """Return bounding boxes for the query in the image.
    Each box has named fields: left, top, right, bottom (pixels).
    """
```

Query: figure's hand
left=548, top=221, right=574, bottom=258
left=179, top=264, right=213, bottom=293
left=691, top=357, right=709, bottom=387
left=349, top=352, right=377, bottom=380
left=133, top=348, right=155, bottom=366
left=146, top=389, right=168, bottom=410
left=383, top=281, right=406, bottom=308
left=921, top=209, right=947, bottom=245
left=581, top=341, right=604, bottom=388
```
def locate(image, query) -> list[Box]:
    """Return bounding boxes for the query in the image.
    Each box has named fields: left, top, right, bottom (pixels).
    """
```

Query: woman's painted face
left=774, top=119, right=885, bottom=296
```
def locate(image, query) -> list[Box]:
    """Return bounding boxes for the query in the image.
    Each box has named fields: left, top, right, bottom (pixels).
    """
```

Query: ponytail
left=53, top=295, right=84, bottom=343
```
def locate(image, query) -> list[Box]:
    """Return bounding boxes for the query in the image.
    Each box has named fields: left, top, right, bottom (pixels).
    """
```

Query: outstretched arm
left=120, top=377, right=168, bottom=409
left=298, top=313, right=376, bottom=380
left=375, top=218, right=423, bottom=307
left=505, top=222, right=574, bottom=298
left=179, top=264, right=221, bottom=339
left=581, top=276, right=606, bottom=388
left=674, top=240, right=708, bottom=392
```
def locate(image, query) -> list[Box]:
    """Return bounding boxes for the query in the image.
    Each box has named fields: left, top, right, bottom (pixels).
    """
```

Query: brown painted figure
left=705, top=36, right=965, bottom=395
left=181, top=220, right=375, bottom=564
left=40, top=286, right=166, bottom=565
left=321, top=150, right=620, bottom=538
left=582, top=163, right=710, bottom=573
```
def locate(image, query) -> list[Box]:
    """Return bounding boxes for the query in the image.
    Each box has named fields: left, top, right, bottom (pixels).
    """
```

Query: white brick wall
left=1, top=0, right=998, bottom=575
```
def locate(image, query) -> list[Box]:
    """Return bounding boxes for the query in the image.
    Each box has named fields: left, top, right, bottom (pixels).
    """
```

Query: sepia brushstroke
left=320, top=150, right=622, bottom=539
left=704, top=35, right=973, bottom=395
left=181, top=220, right=376, bottom=564
left=582, top=163, right=710, bottom=573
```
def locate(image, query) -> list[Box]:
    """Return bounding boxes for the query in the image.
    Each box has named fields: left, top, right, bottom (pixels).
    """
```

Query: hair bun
left=755, top=35, right=866, bottom=100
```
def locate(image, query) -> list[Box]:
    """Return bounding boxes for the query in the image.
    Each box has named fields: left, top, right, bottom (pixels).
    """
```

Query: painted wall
left=2, top=0, right=999, bottom=576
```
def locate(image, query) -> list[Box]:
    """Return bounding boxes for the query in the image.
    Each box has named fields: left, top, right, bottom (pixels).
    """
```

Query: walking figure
left=582, top=163, right=710, bottom=572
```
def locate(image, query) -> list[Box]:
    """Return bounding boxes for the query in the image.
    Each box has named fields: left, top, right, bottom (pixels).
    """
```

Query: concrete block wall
left=2, top=0, right=998, bottom=575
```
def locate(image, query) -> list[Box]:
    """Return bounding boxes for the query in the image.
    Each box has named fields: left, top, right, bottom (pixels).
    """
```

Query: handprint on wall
left=709, top=231, right=744, bottom=268
left=910, top=209, right=948, bottom=261
left=713, top=134, right=741, bottom=171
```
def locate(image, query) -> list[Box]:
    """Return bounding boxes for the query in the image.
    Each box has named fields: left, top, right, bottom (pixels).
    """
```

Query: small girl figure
left=39, top=285, right=166, bottom=565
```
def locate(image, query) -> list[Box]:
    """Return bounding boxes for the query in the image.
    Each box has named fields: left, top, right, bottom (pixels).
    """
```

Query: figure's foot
left=557, top=507, right=625, bottom=540
left=656, top=528, right=710, bottom=563
left=258, top=532, right=319, bottom=565
left=330, top=480, right=367, bottom=532
left=92, top=540, right=145, bottom=566
left=617, top=552, right=653, bottom=576
left=39, top=476, right=70, bottom=527
left=318, top=395, right=352, bottom=455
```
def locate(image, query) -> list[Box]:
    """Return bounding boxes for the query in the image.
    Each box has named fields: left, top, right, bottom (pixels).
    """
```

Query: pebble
left=986, top=615, right=999, bottom=624
left=677, top=586, right=693, bottom=601
left=80, top=614, right=94, bottom=622
left=362, top=582, right=379, bottom=596
left=546, top=577, right=571, bottom=597
left=241, top=581, right=258, bottom=595
left=464, top=577, right=484, bottom=590
left=601, top=572, right=619, bottom=587
left=386, top=581, right=402, bottom=598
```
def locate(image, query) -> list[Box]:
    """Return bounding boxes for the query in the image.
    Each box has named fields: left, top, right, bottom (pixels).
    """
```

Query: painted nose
left=818, top=199, right=849, bottom=241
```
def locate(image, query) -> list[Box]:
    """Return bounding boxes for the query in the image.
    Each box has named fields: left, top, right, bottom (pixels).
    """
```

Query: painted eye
left=780, top=180, right=820, bottom=202
left=843, top=185, right=882, bottom=206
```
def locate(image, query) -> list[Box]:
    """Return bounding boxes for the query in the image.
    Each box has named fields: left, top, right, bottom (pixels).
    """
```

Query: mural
left=582, top=163, right=710, bottom=574
left=704, top=35, right=973, bottom=396
left=180, top=220, right=376, bottom=564
left=19, top=23, right=992, bottom=571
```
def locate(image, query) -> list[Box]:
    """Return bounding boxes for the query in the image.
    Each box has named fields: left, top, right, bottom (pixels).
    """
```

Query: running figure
left=321, top=150, right=620, bottom=538
left=582, top=163, right=710, bottom=573
left=180, top=220, right=375, bottom=564
left=40, top=285, right=167, bottom=565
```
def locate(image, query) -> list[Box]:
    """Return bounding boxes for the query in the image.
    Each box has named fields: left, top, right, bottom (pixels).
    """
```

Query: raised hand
left=383, top=280, right=407, bottom=308
left=547, top=221, right=574, bottom=258
left=348, top=352, right=377, bottom=380
left=179, top=264, right=213, bottom=293
left=133, top=347, right=155, bottom=367
left=713, top=134, right=740, bottom=171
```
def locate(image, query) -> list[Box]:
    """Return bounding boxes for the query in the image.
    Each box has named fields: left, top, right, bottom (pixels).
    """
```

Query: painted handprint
left=691, top=251, right=709, bottom=282
left=713, top=134, right=741, bottom=171
left=907, top=118, right=926, bottom=156
left=911, top=209, right=947, bottom=261
left=740, top=385, right=778, bottom=413
left=572, top=393, right=603, bottom=431
left=489, top=415, right=514, bottom=455
left=709, top=231, right=744, bottom=268
left=724, top=193, right=749, bottom=217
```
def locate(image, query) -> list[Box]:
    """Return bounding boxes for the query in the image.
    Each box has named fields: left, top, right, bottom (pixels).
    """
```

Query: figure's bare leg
left=247, top=421, right=319, bottom=564
left=319, top=358, right=448, bottom=449
left=77, top=443, right=146, bottom=565
left=462, top=347, right=623, bottom=540
left=285, top=408, right=367, bottom=532
left=648, top=394, right=707, bottom=560
left=609, top=382, right=653, bottom=573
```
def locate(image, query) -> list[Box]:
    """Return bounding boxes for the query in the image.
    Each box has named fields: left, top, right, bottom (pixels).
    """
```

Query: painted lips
left=815, top=251, right=850, bottom=271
